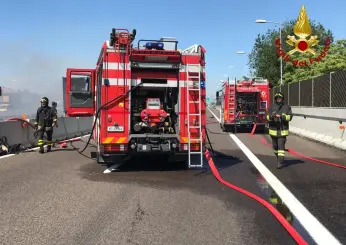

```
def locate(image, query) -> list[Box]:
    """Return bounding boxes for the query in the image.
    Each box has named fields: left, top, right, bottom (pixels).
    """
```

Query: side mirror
left=269, top=83, right=274, bottom=89
left=216, top=91, right=219, bottom=99
left=0, top=86, right=2, bottom=96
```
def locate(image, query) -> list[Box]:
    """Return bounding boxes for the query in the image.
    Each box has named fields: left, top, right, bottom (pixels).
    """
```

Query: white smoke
left=0, top=41, right=94, bottom=116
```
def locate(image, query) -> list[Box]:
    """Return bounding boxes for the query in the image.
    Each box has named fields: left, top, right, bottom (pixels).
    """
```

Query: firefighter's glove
left=52, top=122, right=56, bottom=127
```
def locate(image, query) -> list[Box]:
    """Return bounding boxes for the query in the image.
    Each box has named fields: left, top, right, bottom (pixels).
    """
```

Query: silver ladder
left=186, top=64, right=203, bottom=168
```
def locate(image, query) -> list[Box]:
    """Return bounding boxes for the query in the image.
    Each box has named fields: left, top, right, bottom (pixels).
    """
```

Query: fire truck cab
left=217, top=77, right=270, bottom=133
left=63, top=28, right=206, bottom=169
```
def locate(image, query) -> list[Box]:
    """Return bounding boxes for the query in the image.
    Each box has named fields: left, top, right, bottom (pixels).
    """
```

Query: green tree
left=283, top=39, right=346, bottom=82
left=248, top=19, right=334, bottom=86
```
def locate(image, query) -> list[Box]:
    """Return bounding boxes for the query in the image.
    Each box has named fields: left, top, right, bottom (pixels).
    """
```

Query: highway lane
left=208, top=107, right=346, bottom=243
left=236, top=132, right=346, bottom=244
left=0, top=126, right=296, bottom=244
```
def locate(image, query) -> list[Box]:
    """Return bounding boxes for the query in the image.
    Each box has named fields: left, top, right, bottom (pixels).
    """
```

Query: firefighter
left=34, top=97, right=57, bottom=153
left=265, top=92, right=293, bottom=169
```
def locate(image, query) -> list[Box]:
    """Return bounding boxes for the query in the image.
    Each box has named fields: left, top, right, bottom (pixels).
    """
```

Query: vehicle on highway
left=63, top=28, right=207, bottom=168
left=217, top=77, right=270, bottom=133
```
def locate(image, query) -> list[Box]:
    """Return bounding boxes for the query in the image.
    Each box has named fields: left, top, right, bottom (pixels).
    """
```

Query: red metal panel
left=102, top=69, right=131, bottom=78
left=98, top=49, right=131, bottom=145
left=65, top=68, right=96, bottom=117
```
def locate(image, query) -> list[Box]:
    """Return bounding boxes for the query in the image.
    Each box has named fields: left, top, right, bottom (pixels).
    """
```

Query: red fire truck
left=63, top=28, right=206, bottom=168
left=216, top=77, right=270, bottom=133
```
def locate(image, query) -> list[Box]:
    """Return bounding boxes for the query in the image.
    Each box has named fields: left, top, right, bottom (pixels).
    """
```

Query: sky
left=1, top=0, right=345, bottom=104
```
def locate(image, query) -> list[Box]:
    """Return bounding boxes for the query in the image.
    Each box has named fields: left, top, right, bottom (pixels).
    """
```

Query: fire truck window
left=70, top=75, right=91, bottom=92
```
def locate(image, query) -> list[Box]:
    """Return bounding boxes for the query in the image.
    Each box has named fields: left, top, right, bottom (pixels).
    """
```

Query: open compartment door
left=65, top=68, right=96, bottom=117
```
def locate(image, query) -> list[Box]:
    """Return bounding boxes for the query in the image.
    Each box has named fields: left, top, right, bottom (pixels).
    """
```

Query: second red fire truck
left=216, top=78, right=270, bottom=133
left=63, top=28, right=206, bottom=169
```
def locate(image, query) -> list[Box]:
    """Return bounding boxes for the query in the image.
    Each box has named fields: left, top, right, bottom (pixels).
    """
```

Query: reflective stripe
left=266, top=115, right=271, bottom=120
left=38, top=139, right=44, bottom=146
left=282, top=113, right=291, bottom=121
left=278, top=150, right=285, bottom=156
left=47, top=141, right=52, bottom=146
left=34, top=122, right=38, bottom=124
left=281, top=130, right=289, bottom=136
left=269, top=129, right=289, bottom=136
left=269, top=129, right=277, bottom=136
left=274, top=150, right=278, bottom=153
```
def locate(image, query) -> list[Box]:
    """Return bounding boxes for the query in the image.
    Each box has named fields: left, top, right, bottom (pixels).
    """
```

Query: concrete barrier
left=290, top=107, right=346, bottom=150
left=212, top=105, right=346, bottom=150
left=0, top=116, right=93, bottom=148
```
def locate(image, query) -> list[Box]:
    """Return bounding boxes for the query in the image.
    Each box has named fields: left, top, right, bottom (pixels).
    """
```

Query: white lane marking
left=0, top=154, right=15, bottom=159
left=207, top=107, right=341, bottom=245
left=0, top=135, right=90, bottom=160
left=103, top=162, right=125, bottom=174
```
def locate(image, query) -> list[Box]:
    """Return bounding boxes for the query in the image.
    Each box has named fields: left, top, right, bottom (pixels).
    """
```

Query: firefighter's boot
left=39, top=145, right=44, bottom=154
left=47, top=145, right=52, bottom=152
left=277, top=156, right=284, bottom=169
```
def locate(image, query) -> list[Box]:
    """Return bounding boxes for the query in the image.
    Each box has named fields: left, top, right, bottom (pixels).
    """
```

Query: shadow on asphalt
left=281, top=159, right=305, bottom=168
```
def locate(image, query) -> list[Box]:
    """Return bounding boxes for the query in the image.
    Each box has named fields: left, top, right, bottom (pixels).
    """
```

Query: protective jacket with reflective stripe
left=34, top=106, right=57, bottom=130
left=265, top=103, right=293, bottom=137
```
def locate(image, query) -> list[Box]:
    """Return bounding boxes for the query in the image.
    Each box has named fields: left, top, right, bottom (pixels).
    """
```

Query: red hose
left=7, top=117, right=35, bottom=128
left=251, top=124, right=346, bottom=170
left=204, top=149, right=308, bottom=245
left=58, top=138, right=81, bottom=144
left=6, top=117, right=83, bottom=145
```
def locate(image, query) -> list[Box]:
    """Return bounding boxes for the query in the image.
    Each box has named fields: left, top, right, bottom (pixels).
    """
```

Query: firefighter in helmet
left=34, top=97, right=57, bottom=153
left=265, top=92, right=293, bottom=169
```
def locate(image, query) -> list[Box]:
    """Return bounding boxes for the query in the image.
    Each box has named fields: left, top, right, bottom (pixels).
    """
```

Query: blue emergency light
left=145, top=42, right=164, bottom=50
left=200, top=81, right=205, bottom=88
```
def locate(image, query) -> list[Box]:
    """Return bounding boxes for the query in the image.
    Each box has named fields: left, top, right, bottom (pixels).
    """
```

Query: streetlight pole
left=236, top=51, right=250, bottom=79
left=279, top=25, right=283, bottom=91
left=255, top=19, right=283, bottom=91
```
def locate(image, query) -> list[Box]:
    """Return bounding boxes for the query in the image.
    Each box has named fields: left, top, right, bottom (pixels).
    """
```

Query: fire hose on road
left=250, top=123, right=346, bottom=170
left=0, top=117, right=84, bottom=156
left=204, top=127, right=308, bottom=245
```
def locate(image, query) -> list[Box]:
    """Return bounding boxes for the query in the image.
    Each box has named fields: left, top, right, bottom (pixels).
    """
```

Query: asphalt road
left=0, top=114, right=298, bottom=244
left=209, top=107, right=346, bottom=244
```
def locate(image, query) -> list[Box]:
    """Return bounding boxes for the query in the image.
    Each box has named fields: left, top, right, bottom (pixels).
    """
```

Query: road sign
left=206, top=97, right=210, bottom=103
